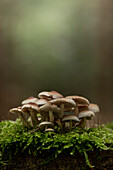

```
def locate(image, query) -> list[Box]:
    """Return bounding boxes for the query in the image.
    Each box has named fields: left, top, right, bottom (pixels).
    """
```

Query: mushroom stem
left=30, top=111, right=39, bottom=126
left=74, top=103, right=79, bottom=116
left=56, top=118, right=62, bottom=127
left=18, top=113, right=31, bottom=128
left=60, top=103, right=64, bottom=117
left=78, top=117, right=86, bottom=129
left=49, top=110, right=54, bottom=123
left=70, top=120, right=73, bottom=129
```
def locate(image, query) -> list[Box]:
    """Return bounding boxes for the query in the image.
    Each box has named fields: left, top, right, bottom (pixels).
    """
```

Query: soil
left=3, top=150, right=113, bottom=170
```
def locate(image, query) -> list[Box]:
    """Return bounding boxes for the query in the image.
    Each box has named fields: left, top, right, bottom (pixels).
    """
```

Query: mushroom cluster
left=9, top=91, right=100, bottom=132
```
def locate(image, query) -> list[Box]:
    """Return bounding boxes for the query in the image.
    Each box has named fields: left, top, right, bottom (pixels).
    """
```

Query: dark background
left=0, top=0, right=113, bottom=124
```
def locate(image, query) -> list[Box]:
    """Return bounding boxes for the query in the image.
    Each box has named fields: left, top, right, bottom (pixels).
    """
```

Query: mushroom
left=88, top=103, right=100, bottom=127
left=50, top=98, right=76, bottom=129
left=50, top=98, right=76, bottom=117
left=38, top=91, right=52, bottom=100
left=78, top=110, right=95, bottom=129
left=22, top=103, right=40, bottom=127
left=62, top=115, right=80, bottom=130
left=88, top=103, right=99, bottom=113
left=36, top=98, right=49, bottom=106
left=51, top=104, right=62, bottom=127
left=78, top=104, right=89, bottom=112
left=45, top=128, right=55, bottom=132
left=78, top=103, right=99, bottom=127
left=77, top=104, right=90, bottom=128
left=9, top=107, right=31, bottom=128
left=49, top=91, right=63, bottom=99
left=22, top=96, right=38, bottom=105
left=39, top=103, right=54, bottom=122
left=66, top=95, right=90, bottom=116
left=38, top=90, right=63, bottom=100
left=38, top=121, right=54, bottom=131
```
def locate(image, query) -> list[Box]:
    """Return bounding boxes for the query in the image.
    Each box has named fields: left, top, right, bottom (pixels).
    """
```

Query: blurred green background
left=0, top=0, right=113, bottom=123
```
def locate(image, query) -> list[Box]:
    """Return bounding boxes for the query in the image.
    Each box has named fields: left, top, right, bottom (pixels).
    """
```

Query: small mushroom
left=36, top=99, right=49, bottom=106
left=38, top=121, right=54, bottom=130
left=22, top=103, right=40, bottom=127
left=38, top=91, right=52, bottom=100
left=51, top=104, right=62, bottom=127
left=22, top=96, right=38, bottom=105
left=78, top=104, right=89, bottom=112
left=49, top=91, right=63, bottom=99
left=38, top=90, right=63, bottom=100
left=88, top=103, right=100, bottom=127
left=39, top=103, right=54, bottom=122
left=78, top=110, right=95, bottom=129
left=66, top=95, right=90, bottom=116
left=50, top=98, right=76, bottom=118
left=88, top=103, right=99, bottom=113
left=9, top=107, right=31, bottom=128
left=45, top=128, right=55, bottom=132
left=62, top=115, right=80, bottom=129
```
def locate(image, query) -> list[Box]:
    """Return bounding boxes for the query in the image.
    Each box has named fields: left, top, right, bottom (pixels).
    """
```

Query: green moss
left=0, top=119, right=113, bottom=168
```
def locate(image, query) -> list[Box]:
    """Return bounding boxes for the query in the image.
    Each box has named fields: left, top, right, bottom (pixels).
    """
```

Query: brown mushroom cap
left=78, top=104, right=89, bottom=112
left=51, top=104, right=62, bottom=119
left=39, top=103, right=52, bottom=112
left=66, top=96, right=89, bottom=105
left=51, top=104, right=61, bottom=113
left=9, top=107, right=31, bottom=128
left=22, top=103, right=39, bottom=113
left=38, top=121, right=54, bottom=129
left=88, top=104, right=99, bottom=113
left=49, top=91, right=63, bottom=99
left=36, top=99, right=49, bottom=106
left=39, top=103, right=62, bottom=120
left=78, top=110, right=95, bottom=119
left=45, top=128, right=55, bottom=132
left=38, top=91, right=63, bottom=100
left=62, top=115, right=80, bottom=122
left=22, top=97, right=38, bottom=105
left=50, top=98, right=76, bottom=109
left=38, top=91, right=51, bottom=99
left=10, top=107, right=22, bottom=114
left=39, top=103, right=61, bottom=113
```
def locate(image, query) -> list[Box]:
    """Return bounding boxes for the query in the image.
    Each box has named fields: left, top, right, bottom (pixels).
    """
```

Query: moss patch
left=0, top=119, right=113, bottom=168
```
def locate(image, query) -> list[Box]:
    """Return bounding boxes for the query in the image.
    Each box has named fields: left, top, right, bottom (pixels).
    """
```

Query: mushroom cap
left=50, top=98, right=76, bottom=108
left=39, top=103, right=62, bottom=118
left=78, top=104, right=89, bottom=112
left=22, top=103, right=39, bottom=113
left=38, top=121, right=54, bottom=129
left=45, top=128, right=55, bottom=132
left=38, top=91, right=51, bottom=99
left=36, top=99, right=49, bottom=106
left=66, top=96, right=89, bottom=105
left=51, top=104, right=61, bottom=113
left=49, top=91, right=63, bottom=99
left=10, top=107, right=22, bottom=114
left=38, top=91, right=63, bottom=100
left=51, top=104, right=62, bottom=118
left=78, top=110, right=95, bottom=119
left=39, top=103, right=52, bottom=112
left=39, top=103, right=61, bottom=112
left=88, top=104, right=99, bottom=113
left=22, top=97, right=38, bottom=105
left=62, top=115, right=80, bottom=122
